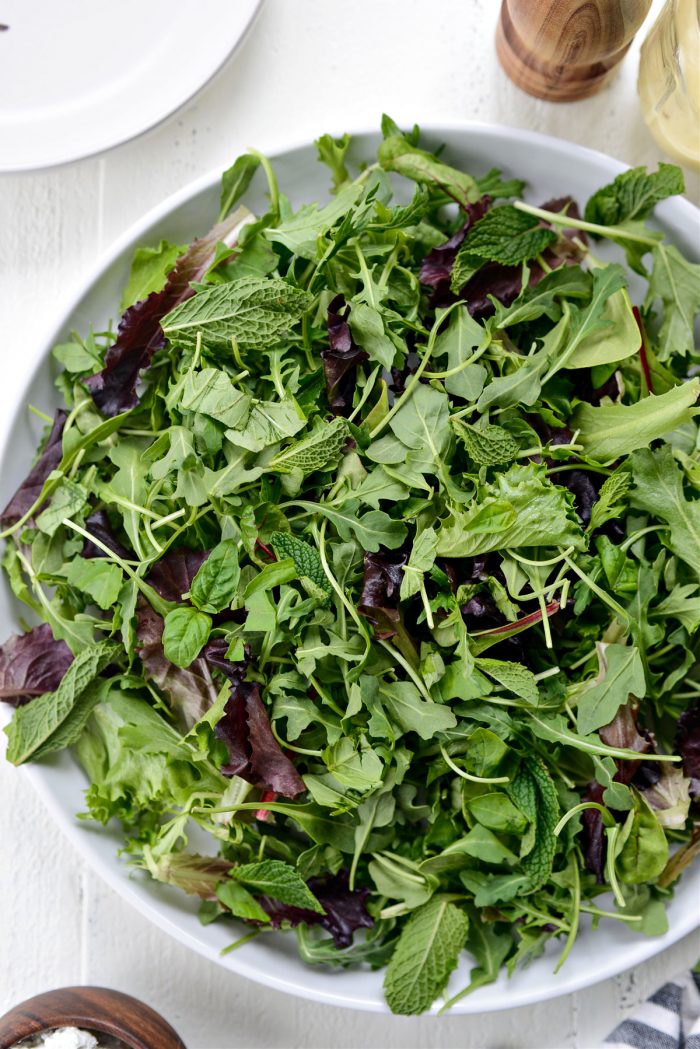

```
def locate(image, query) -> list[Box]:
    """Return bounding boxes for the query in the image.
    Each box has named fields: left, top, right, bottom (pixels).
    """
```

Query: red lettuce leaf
left=676, top=699, right=700, bottom=799
left=208, top=650, right=304, bottom=799
left=0, top=410, right=67, bottom=527
left=0, top=623, right=73, bottom=705
left=322, top=295, right=369, bottom=416
left=81, top=510, right=131, bottom=559
left=260, top=870, right=373, bottom=948
left=135, top=599, right=219, bottom=730
left=87, top=212, right=248, bottom=417
left=147, top=548, right=209, bottom=602
left=419, top=196, right=491, bottom=291
left=358, top=549, right=408, bottom=638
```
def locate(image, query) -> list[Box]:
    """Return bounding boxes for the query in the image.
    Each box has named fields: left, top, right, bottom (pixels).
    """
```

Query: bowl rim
left=1, top=121, right=699, bottom=1015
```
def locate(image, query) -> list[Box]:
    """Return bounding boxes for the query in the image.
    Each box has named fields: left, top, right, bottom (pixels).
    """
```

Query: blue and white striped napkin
left=605, top=971, right=700, bottom=1049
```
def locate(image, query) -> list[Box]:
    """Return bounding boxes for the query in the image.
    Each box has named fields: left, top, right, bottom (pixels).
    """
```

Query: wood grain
left=0, top=987, right=186, bottom=1049
left=496, top=0, right=653, bottom=100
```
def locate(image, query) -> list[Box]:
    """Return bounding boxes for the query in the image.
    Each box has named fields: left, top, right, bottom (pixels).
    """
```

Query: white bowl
left=1, top=124, right=698, bottom=1014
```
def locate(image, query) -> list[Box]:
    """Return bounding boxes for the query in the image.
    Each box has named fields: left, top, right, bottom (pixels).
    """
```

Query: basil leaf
left=189, top=540, right=241, bottom=614
left=162, top=607, right=212, bottom=668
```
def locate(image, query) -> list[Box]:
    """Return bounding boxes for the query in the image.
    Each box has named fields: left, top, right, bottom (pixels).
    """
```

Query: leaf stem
left=439, top=743, right=509, bottom=784
left=369, top=300, right=464, bottom=440
left=513, top=201, right=659, bottom=248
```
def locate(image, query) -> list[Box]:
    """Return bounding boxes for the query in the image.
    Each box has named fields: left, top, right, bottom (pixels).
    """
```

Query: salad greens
left=1, top=117, right=700, bottom=1014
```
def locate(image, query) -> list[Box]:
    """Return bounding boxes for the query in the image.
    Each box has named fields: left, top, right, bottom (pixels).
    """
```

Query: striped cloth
left=605, top=971, right=700, bottom=1049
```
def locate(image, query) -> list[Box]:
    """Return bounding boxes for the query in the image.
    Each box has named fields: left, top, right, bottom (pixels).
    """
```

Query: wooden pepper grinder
left=496, top=0, right=652, bottom=101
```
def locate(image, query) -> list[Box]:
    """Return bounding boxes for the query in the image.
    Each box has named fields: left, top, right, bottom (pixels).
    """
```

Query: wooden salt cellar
left=496, top=0, right=652, bottom=101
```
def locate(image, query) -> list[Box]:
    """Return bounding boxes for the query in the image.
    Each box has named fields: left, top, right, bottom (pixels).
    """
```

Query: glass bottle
left=638, top=0, right=700, bottom=172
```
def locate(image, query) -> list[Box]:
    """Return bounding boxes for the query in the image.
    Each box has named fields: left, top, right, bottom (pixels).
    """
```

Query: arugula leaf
left=65, top=558, right=124, bottom=611
left=577, top=644, right=646, bottom=735
left=631, top=445, right=700, bottom=581
left=383, top=896, right=469, bottom=1015
left=219, top=153, right=261, bottom=219
left=378, top=135, right=479, bottom=209
left=573, top=378, right=699, bottom=463
left=120, top=240, right=187, bottom=311
left=315, top=133, right=352, bottom=191
left=645, top=245, right=700, bottom=359
left=588, top=472, right=630, bottom=533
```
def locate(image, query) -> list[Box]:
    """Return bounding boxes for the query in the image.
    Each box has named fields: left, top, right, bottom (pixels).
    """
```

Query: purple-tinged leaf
left=419, top=196, right=491, bottom=291
left=211, top=656, right=304, bottom=798
left=0, top=624, right=73, bottom=705
left=147, top=548, right=210, bottom=602
left=261, top=870, right=373, bottom=947
left=135, top=599, right=219, bottom=730
left=322, top=295, right=369, bottom=416
left=87, top=209, right=250, bottom=416
left=81, top=510, right=131, bottom=559
left=358, top=549, right=408, bottom=638
left=676, top=699, right=700, bottom=799
left=0, top=410, right=67, bottom=527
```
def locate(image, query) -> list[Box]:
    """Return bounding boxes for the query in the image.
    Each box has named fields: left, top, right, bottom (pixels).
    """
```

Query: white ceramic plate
left=1, top=124, right=698, bottom=1013
left=0, top=0, right=261, bottom=171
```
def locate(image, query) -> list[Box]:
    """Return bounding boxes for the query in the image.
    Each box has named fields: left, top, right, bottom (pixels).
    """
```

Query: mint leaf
left=453, top=420, right=519, bottom=466
left=232, top=859, right=325, bottom=912
left=508, top=759, right=559, bottom=892
left=573, top=378, right=700, bottom=463
left=5, top=641, right=117, bottom=764
left=268, top=418, right=348, bottom=475
left=161, top=276, right=312, bottom=351
left=455, top=205, right=557, bottom=268
left=162, top=607, right=211, bottom=668
left=584, top=164, right=685, bottom=227
left=577, top=644, right=646, bottom=735
left=270, top=532, right=330, bottom=593
left=383, top=896, right=469, bottom=1015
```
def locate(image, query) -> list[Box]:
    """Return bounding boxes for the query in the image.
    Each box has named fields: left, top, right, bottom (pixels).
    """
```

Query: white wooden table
left=1, top=2, right=699, bottom=1046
